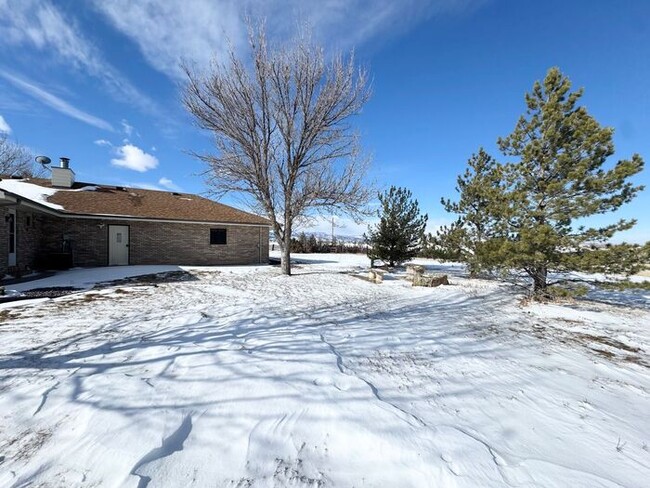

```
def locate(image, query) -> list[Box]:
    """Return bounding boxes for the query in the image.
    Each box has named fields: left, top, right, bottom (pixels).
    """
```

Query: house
left=0, top=158, right=270, bottom=278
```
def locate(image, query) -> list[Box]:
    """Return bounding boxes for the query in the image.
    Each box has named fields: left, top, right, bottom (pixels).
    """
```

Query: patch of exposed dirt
left=530, top=321, right=648, bottom=368
left=0, top=287, right=81, bottom=305
left=96, top=270, right=202, bottom=288
left=1, top=427, right=53, bottom=462
left=0, top=309, right=17, bottom=323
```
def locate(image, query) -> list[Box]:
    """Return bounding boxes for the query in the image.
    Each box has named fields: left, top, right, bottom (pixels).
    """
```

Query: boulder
left=406, top=264, right=425, bottom=278
left=368, top=269, right=386, bottom=283
left=413, top=274, right=449, bottom=287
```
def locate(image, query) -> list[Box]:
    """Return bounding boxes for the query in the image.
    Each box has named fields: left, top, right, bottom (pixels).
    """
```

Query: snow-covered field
left=1, top=254, right=649, bottom=487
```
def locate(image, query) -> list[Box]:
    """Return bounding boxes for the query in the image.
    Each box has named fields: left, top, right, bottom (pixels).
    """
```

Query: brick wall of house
left=0, top=206, right=58, bottom=278
left=129, top=220, right=269, bottom=265
left=1, top=206, right=270, bottom=278
left=16, top=209, right=43, bottom=273
left=1, top=207, right=46, bottom=277
left=260, top=227, right=270, bottom=263
left=41, top=215, right=107, bottom=266
left=0, top=208, right=7, bottom=276
left=40, top=217, right=270, bottom=267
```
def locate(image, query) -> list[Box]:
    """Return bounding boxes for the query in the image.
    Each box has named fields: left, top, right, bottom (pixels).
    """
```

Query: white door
left=7, top=208, right=16, bottom=267
left=108, top=225, right=129, bottom=265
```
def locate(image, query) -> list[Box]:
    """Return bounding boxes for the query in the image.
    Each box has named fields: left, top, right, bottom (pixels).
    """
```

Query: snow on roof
left=0, top=178, right=64, bottom=210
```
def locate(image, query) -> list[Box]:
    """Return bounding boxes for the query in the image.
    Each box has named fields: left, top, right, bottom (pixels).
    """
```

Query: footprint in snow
left=441, top=453, right=461, bottom=476
left=312, top=376, right=334, bottom=387
left=313, top=375, right=353, bottom=391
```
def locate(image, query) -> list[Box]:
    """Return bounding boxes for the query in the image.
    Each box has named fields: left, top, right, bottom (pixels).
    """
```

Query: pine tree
left=366, top=186, right=428, bottom=266
left=297, top=232, right=308, bottom=253
left=419, top=231, right=463, bottom=260
left=437, top=149, right=506, bottom=276
left=442, top=67, right=645, bottom=295
left=307, top=234, right=318, bottom=253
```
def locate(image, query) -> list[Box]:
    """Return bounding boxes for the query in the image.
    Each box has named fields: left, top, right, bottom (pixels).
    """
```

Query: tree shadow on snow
left=0, top=284, right=526, bottom=426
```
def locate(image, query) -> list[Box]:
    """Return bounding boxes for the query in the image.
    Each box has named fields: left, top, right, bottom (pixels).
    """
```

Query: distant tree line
left=291, top=232, right=367, bottom=254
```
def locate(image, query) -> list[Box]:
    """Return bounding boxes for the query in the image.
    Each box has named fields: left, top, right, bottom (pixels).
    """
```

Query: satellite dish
left=35, top=155, right=51, bottom=165
left=35, top=155, right=52, bottom=171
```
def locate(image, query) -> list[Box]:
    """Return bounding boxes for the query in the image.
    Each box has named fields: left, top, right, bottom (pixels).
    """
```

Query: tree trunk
left=281, top=242, right=291, bottom=276
left=532, top=266, right=548, bottom=295
left=280, top=218, right=292, bottom=276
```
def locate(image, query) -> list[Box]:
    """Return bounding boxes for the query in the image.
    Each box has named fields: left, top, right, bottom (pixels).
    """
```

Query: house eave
left=0, top=190, right=19, bottom=206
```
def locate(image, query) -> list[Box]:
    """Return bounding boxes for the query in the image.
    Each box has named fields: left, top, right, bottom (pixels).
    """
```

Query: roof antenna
left=35, top=155, right=52, bottom=172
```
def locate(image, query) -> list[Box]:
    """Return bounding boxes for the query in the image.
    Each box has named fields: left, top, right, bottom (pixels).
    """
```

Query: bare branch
left=0, top=134, right=40, bottom=177
left=183, top=22, right=372, bottom=274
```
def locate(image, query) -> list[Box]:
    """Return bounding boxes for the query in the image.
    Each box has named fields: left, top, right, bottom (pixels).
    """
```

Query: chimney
left=51, top=157, right=76, bottom=188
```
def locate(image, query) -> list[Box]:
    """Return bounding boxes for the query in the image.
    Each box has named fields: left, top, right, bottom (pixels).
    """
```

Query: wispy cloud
left=121, top=119, right=135, bottom=137
left=111, top=143, right=159, bottom=172
left=90, top=0, right=243, bottom=79
left=90, top=0, right=484, bottom=79
left=0, top=71, right=114, bottom=131
left=0, top=114, right=11, bottom=133
left=94, top=139, right=113, bottom=147
left=0, top=0, right=160, bottom=115
left=158, top=177, right=182, bottom=191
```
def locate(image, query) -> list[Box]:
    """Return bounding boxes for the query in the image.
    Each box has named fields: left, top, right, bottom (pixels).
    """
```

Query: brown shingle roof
left=23, top=178, right=270, bottom=225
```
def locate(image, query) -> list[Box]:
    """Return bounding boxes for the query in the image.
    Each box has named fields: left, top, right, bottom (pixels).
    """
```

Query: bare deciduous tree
left=0, top=134, right=35, bottom=177
left=183, top=25, right=372, bottom=275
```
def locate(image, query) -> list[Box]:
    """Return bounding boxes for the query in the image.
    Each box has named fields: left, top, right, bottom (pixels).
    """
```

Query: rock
left=368, top=269, right=386, bottom=283
left=406, top=264, right=425, bottom=277
left=413, top=274, right=449, bottom=287
left=431, top=275, right=450, bottom=286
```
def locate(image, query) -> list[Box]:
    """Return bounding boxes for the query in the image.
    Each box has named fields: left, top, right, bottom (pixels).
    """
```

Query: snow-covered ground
left=1, top=254, right=649, bottom=487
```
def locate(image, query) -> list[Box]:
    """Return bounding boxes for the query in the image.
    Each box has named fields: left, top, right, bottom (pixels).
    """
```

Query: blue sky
left=0, top=0, right=648, bottom=242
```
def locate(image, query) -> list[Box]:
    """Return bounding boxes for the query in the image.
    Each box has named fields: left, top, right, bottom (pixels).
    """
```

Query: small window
left=210, top=228, right=227, bottom=245
left=25, top=214, right=32, bottom=227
